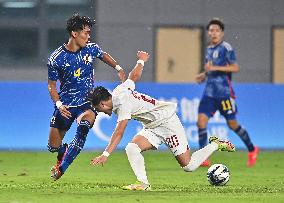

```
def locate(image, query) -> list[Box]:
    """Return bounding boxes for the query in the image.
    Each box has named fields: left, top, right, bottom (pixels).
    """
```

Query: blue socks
left=198, top=128, right=208, bottom=148
left=60, top=120, right=91, bottom=173
left=57, top=143, right=68, bottom=161
left=234, top=126, right=254, bottom=152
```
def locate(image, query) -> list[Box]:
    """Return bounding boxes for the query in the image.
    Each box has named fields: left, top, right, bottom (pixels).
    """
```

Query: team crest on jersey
left=83, top=54, right=93, bottom=64
left=213, top=50, right=219, bottom=58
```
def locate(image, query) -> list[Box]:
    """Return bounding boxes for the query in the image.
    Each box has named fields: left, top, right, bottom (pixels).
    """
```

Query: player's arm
left=128, top=51, right=150, bottom=83
left=101, top=52, right=126, bottom=82
left=205, top=47, right=239, bottom=73
left=205, top=62, right=239, bottom=73
left=48, top=79, right=60, bottom=103
left=47, top=79, right=71, bottom=119
left=90, top=119, right=129, bottom=166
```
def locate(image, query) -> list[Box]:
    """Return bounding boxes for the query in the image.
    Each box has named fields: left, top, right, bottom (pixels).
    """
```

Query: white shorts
left=137, top=114, right=189, bottom=156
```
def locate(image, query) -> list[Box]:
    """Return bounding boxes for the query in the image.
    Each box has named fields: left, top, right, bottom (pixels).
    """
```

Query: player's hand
left=195, top=72, right=206, bottom=83
left=137, top=51, right=150, bottom=62
left=117, top=69, right=126, bottom=83
left=90, top=155, right=108, bottom=167
left=58, top=105, right=72, bottom=119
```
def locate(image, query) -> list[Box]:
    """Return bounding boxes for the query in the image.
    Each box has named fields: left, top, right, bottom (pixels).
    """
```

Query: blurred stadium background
left=0, top=0, right=284, bottom=150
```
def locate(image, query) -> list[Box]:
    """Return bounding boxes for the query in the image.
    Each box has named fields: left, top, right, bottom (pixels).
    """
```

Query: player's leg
left=227, top=119, right=259, bottom=167
left=59, top=108, right=96, bottom=176
left=165, top=114, right=235, bottom=172
left=49, top=108, right=75, bottom=180
left=165, top=114, right=217, bottom=171
left=178, top=137, right=235, bottom=172
left=197, top=113, right=210, bottom=148
left=123, top=130, right=159, bottom=190
left=219, top=97, right=259, bottom=167
left=48, top=127, right=68, bottom=164
left=48, top=109, right=73, bottom=164
left=197, top=96, right=216, bottom=166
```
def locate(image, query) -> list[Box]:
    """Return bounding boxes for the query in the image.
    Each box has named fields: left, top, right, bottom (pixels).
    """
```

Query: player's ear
left=100, top=101, right=105, bottom=108
left=71, top=31, right=78, bottom=38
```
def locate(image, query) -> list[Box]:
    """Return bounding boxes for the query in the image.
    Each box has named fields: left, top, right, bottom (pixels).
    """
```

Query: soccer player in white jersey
left=89, top=51, right=235, bottom=191
left=47, top=13, right=125, bottom=180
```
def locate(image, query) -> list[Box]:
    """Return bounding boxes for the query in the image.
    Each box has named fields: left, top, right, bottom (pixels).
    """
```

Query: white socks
left=183, top=142, right=218, bottom=172
left=125, top=143, right=149, bottom=184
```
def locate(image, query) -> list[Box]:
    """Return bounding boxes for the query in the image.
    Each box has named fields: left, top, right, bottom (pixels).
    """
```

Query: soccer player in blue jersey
left=47, top=13, right=126, bottom=180
left=195, top=18, right=259, bottom=167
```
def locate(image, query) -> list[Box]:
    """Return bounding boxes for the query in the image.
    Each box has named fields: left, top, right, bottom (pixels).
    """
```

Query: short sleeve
left=226, top=49, right=237, bottom=64
left=47, top=60, right=58, bottom=81
left=116, top=103, right=132, bottom=122
left=112, top=79, right=135, bottom=98
left=88, top=43, right=104, bottom=59
left=223, top=42, right=237, bottom=64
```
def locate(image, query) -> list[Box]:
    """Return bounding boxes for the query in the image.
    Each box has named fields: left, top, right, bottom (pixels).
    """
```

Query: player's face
left=75, top=25, right=91, bottom=48
left=94, top=101, right=112, bottom=116
left=208, top=24, right=224, bottom=45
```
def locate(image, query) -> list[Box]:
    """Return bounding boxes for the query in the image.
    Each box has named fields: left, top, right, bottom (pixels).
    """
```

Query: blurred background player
left=89, top=51, right=235, bottom=191
left=195, top=18, right=259, bottom=167
left=47, top=13, right=126, bottom=180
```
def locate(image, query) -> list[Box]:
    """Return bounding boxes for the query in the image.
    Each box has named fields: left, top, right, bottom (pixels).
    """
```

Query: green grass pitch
left=0, top=150, right=283, bottom=203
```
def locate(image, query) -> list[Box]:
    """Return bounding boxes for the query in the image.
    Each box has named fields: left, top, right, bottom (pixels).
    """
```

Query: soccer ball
left=207, top=164, right=230, bottom=186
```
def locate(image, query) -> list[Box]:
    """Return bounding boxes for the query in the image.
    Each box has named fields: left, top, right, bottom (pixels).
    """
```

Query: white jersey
left=112, top=79, right=177, bottom=128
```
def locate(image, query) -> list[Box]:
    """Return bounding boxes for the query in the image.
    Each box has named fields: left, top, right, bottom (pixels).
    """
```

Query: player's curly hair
left=88, top=86, right=112, bottom=106
left=206, top=18, right=225, bottom=31
left=66, top=13, right=95, bottom=35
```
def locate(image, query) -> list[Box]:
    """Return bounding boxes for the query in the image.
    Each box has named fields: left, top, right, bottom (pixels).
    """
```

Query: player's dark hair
left=206, top=18, right=225, bottom=31
left=88, top=86, right=112, bottom=106
left=66, top=13, right=95, bottom=35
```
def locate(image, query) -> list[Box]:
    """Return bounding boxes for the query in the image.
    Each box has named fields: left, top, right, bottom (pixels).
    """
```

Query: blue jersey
left=204, top=41, right=237, bottom=98
left=48, top=43, right=104, bottom=107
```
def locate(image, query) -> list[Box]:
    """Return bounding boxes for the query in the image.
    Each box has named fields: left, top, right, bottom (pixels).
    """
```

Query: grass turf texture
left=0, top=151, right=283, bottom=203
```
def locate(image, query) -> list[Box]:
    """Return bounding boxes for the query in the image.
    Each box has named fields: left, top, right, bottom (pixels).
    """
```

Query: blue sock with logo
left=57, top=143, right=68, bottom=161
left=234, top=126, right=254, bottom=152
left=60, top=120, right=91, bottom=173
left=198, top=128, right=208, bottom=148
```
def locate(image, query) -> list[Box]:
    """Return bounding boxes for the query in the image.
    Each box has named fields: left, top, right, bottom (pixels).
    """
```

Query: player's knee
left=77, top=120, right=91, bottom=136
left=125, top=143, right=141, bottom=156
left=47, top=143, right=60, bottom=153
left=197, top=120, right=206, bottom=129
left=182, top=163, right=197, bottom=172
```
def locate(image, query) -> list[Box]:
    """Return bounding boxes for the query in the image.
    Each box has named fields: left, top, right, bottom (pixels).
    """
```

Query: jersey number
left=221, top=99, right=232, bottom=111
left=166, top=135, right=179, bottom=148
left=74, top=68, right=81, bottom=77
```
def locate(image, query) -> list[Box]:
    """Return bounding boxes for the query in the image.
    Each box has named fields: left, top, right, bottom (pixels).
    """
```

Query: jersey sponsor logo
left=129, top=89, right=156, bottom=105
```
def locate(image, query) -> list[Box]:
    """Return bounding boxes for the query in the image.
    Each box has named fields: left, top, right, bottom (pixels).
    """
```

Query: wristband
left=102, top=151, right=110, bottom=157
left=115, top=65, right=123, bottom=72
left=56, top=101, right=63, bottom=109
left=137, top=60, right=145, bottom=66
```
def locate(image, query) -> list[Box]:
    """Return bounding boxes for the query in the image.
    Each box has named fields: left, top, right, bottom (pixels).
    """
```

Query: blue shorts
left=198, top=96, right=237, bottom=120
left=49, top=102, right=97, bottom=131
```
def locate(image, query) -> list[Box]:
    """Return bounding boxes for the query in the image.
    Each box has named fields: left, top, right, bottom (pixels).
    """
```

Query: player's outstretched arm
left=90, top=119, right=129, bottom=166
left=101, top=52, right=126, bottom=82
left=128, top=51, right=150, bottom=83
